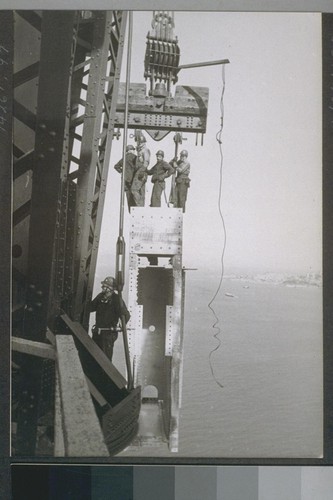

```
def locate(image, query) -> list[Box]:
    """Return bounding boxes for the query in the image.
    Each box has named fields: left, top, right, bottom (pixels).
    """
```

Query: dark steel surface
left=14, top=11, right=77, bottom=456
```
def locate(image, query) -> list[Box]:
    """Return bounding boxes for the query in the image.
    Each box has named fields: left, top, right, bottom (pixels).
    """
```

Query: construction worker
left=131, top=136, right=151, bottom=207
left=114, top=144, right=137, bottom=211
left=147, top=150, right=174, bottom=207
left=90, top=276, right=130, bottom=362
left=172, top=149, right=191, bottom=213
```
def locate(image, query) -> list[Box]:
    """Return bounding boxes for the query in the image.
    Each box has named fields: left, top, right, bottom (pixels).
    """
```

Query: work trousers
left=125, top=189, right=135, bottom=211
left=175, top=182, right=189, bottom=213
left=92, top=329, right=118, bottom=361
left=150, top=181, right=165, bottom=207
left=131, top=170, right=147, bottom=206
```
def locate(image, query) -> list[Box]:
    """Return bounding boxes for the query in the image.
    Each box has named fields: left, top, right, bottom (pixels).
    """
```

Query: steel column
left=70, top=11, right=127, bottom=328
left=15, top=11, right=76, bottom=455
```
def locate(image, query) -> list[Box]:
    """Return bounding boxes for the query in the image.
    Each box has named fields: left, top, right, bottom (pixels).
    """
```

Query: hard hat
left=101, top=276, right=116, bottom=290
left=126, top=144, right=135, bottom=152
left=156, top=150, right=164, bottom=157
left=180, top=149, right=188, bottom=157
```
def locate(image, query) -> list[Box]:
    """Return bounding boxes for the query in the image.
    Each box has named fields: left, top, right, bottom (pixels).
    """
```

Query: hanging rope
left=208, top=63, right=227, bottom=389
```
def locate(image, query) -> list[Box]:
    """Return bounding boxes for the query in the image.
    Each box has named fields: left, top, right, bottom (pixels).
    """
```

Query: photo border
left=1, top=4, right=332, bottom=497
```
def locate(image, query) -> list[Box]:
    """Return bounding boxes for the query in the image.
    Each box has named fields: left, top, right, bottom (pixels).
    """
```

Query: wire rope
left=208, top=63, right=227, bottom=389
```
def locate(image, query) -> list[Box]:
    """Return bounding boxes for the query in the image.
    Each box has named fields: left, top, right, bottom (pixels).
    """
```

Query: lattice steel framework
left=12, top=10, right=127, bottom=455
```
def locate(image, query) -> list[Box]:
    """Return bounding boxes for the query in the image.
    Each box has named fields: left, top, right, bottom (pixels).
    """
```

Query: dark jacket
left=91, top=292, right=130, bottom=329
left=147, top=160, right=174, bottom=183
left=114, top=152, right=137, bottom=187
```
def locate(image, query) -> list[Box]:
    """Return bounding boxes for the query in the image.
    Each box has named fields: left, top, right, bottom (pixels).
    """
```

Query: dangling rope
left=208, top=63, right=227, bottom=389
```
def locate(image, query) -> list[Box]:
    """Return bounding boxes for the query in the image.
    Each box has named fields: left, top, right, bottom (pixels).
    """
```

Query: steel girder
left=70, top=11, right=127, bottom=328
left=13, top=11, right=78, bottom=455
left=12, top=10, right=127, bottom=455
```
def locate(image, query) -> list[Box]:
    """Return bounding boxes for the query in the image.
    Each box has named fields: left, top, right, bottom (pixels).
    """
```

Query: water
left=119, top=272, right=323, bottom=459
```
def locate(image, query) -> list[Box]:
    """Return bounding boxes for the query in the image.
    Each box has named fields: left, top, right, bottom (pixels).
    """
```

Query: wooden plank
left=85, top=377, right=108, bottom=407
left=12, top=336, right=56, bottom=360
left=60, top=313, right=127, bottom=389
left=56, top=335, right=109, bottom=456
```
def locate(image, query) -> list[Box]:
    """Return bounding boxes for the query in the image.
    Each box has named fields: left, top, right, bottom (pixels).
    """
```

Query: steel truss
left=12, top=10, right=127, bottom=455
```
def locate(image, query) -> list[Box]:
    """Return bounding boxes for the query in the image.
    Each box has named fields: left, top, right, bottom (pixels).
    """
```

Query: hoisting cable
left=116, top=10, right=134, bottom=391
left=208, top=63, right=227, bottom=389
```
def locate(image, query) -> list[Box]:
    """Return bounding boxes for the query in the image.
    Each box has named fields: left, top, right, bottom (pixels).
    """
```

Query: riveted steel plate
left=130, top=207, right=183, bottom=255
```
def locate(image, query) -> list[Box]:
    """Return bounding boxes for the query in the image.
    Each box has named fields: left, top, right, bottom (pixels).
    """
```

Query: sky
left=97, top=11, right=322, bottom=277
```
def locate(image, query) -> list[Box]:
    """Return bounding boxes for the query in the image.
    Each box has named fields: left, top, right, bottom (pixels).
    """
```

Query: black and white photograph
left=9, top=7, right=323, bottom=460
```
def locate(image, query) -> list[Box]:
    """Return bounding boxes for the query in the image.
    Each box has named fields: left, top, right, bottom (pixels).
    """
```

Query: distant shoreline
left=221, top=272, right=321, bottom=287
left=186, top=269, right=322, bottom=288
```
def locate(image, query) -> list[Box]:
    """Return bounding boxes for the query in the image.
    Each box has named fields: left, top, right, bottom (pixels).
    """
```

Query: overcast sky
left=97, top=11, right=322, bottom=276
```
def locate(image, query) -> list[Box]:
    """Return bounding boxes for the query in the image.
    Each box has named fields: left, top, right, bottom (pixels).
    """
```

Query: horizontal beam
left=114, top=111, right=206, bottom=133
left=178, top=58, right=230, bottom=70
left=12, top=336, right=56, bottom=360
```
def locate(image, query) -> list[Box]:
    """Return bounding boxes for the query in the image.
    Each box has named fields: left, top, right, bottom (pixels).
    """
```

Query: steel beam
left=115, top=83, right=209, bottom=134
left=15, top=11, right=77, bottom=456
left=71, top=11, right=127, bottom=328
left=127, top=207, right=185, bottom=452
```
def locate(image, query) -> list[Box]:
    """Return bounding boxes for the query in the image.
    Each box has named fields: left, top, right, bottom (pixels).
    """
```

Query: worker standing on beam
left=147, top=150, right=174, bottom=207
left=131, top=136, right=151, bottom=207
left=172, top=149, right=191, bottom=213
left=90, top=276, right=130, bottom=362
left=114, top=144, right=137, bottom=212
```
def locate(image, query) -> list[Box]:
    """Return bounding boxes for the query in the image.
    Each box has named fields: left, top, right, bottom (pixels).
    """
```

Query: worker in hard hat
left=114, top=144, right=137, bottom=211
left=131, top=136, right=151, bottom=207
left=172, top=149, right=191, bottom=213
left=147, top=150, right=174, bottom=207
left=90, top=276, right=130, bottom=362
